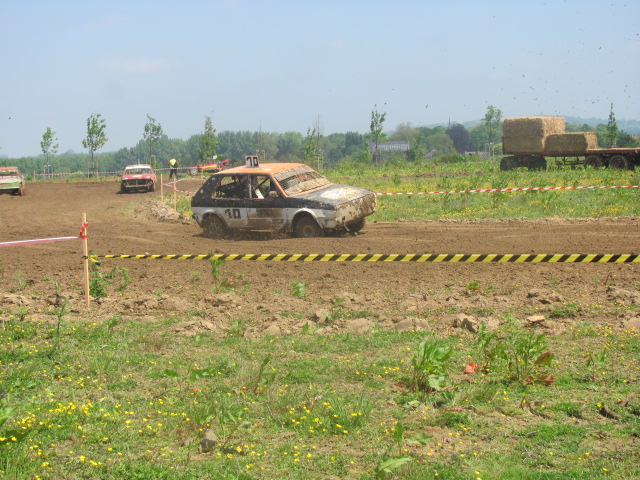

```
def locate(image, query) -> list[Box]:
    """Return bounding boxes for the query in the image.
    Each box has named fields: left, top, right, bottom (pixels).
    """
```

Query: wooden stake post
left=173, top=179, right=177, bottom=211
left=82, top=213, right=90, bottom=308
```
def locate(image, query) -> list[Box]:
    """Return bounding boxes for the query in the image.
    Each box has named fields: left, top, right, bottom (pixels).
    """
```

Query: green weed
left=290, top=281, right=308, bottom=299
left=410, top=338, right=453, bottom=394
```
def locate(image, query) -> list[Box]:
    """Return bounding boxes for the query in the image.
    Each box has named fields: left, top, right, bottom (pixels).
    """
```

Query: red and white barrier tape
left=0, top=236, right=79, bottom=248
left=0, top=223, right=87, bottom=248
left=161, top=177, right=201, bottom=194
left=35, top=171, right=120, bottom=177
left=375, top=185, right=640, bottom=196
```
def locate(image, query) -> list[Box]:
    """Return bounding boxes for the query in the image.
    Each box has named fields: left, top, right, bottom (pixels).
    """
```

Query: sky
left=0, top=0, right=638, bottom=158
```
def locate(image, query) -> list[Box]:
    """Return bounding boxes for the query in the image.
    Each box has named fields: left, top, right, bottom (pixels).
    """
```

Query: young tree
left=304, top=115, right=324, bottom=170
left=390, top=121, right=416, bottom=142
left=407, top=132, right=427, bottom=162
left=482, top=105, right=503, bottom=145
left=368, top=104, right=387, bottom=163
left=198, top=115, right=219, bottom=162
left=82, top=113, right=108, bottom=175
left=143, top=114, right=163, bottom=167
left=275, top=131, right=304, bottom=161
left=425, top=132, right=455, bottom=155
left=605, top=103, right=618, bottom=147
left=40, top=127, right=59, bottom=173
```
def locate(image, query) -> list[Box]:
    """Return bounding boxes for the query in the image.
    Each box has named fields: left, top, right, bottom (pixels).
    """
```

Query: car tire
left=149, top=183, right=155, bottom=193
left=294, top=216, right=325, bottom=238
left=348, top=218, right=366, bottom=233
left=120, top=184, right=127, bottom=194
left=203, top=215, right=227, bottom=239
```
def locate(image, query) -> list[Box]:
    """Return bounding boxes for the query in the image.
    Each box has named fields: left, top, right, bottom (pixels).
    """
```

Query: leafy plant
left=89, top=264, right=110, bottom=298
left=248, top=354, right=277, bottom=394
left=12, top=270, right=28, bottom=292
left=50, top=297, right=68, bottom=354
left=410, top=338, right=453, bottom=393
left=209, top=258, right=225, bottom=280
left=585, top=348, right=607, bottom=382
left=208, top=258, right=245, bottom=293
left=107, top=266, right=131, bottom=292
left=466, top=280, right=481, bottom=292
left=475, top=320, right=504, bottom=371
left=290, top=281, right=308, bottom=299
left=106, top=316, right=119, bottom=338
left=374, top=422, right=431, bottom=478
left=503, top=328, right=554, bottom=385
left=225, top=318, right=246, bottom=338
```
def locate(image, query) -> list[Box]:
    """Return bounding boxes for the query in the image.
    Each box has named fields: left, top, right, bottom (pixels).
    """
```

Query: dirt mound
left=133, top=198, right=194, bottom=223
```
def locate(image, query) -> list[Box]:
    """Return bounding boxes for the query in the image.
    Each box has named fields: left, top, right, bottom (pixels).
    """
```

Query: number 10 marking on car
left=246, top=155, right=260, bottom=167
left=224, top=208, right=242, bottom=219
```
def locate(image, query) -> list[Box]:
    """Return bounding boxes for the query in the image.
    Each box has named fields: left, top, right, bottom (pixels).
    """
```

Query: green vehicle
left=0, top=167, right=25, bottom=196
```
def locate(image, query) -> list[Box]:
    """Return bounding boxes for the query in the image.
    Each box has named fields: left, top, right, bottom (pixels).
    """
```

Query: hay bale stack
left=545, top=132, right=599, bottom=152
left=503, top=116, right=566, bottom=154
left=503, top=116, right=566, bottom=137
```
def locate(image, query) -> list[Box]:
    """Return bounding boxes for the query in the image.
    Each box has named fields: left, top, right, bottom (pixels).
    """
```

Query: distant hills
left=564, top=116, right=640, bottom=134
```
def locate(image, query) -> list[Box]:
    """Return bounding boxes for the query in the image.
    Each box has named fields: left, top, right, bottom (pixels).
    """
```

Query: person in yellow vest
left=168, top=157, right=179, bottom=179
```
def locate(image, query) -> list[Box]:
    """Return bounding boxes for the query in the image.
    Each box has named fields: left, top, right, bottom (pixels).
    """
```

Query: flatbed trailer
left=500, top=147, right=640, bottom=171
left=500, top=116, right=640, bottom=171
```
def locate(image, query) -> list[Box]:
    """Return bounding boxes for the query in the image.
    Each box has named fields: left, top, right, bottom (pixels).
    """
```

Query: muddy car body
left=191, top=162, right=376, bottom=238
left=0, top=167, right=25, bottom=196
left=120, top=164, right=156, bottom=193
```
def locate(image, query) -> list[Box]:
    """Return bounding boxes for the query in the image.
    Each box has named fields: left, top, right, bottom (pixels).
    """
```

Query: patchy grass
left=1, top=311, right=639, bottom=479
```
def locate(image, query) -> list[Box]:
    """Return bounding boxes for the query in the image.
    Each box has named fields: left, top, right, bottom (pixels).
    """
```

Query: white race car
left=191, top=159, right=376, bottom=238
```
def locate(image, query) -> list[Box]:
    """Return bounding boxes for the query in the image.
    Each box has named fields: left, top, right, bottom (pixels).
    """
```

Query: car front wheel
left=294, top=216, right=325, bottom=238
left=348, top=218, right=366, bottom=233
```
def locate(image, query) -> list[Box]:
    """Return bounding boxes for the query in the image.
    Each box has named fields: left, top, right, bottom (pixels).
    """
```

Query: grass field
left=330, top=159, right=640, bottom=221
left=2, top=158, right=640, bottom=479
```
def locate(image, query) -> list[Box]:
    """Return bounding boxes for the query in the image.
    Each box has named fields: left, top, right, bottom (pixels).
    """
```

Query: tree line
left=4, top=105, right=638, bottom=176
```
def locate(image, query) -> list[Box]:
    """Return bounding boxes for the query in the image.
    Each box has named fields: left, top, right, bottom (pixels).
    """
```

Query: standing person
left=168, top=157, right=179, bottom=180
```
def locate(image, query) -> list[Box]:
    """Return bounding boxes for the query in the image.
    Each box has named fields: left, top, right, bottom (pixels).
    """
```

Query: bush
left=436, top=153, right=468, bottom=164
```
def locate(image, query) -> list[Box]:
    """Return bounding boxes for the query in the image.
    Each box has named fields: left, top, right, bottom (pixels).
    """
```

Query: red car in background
left=188, top=158, right=230, bottom=176
left=120, top=164, right=156, bottom=193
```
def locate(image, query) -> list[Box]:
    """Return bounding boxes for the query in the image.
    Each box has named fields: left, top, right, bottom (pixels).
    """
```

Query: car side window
left=212, top=175, right=248, bottom=199
left=250, top=175, right=276, bottom=199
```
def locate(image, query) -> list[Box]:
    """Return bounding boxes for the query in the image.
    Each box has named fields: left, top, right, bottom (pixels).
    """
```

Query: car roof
left=124, top=164, right=153, bottom=169
left=217, top=163, right=312, bottom=175
left=0, top=166, right=21, bottom=173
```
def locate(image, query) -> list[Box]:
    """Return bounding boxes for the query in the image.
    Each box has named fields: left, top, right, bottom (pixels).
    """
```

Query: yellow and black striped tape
left=93, top=253, right=640, bottom=263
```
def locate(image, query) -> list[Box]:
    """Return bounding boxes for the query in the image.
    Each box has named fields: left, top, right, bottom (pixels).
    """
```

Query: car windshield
left=125, top=168, right=151, bottom=175
left=0, top=170, right=19, bottom=177
left=274, top=165, right=331, bottom=195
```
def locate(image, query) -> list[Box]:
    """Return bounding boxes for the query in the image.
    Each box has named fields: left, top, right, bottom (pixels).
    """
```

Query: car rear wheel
left=294, top=216, right=325, bottom=238
left=203, top=215, right=227, bottom=238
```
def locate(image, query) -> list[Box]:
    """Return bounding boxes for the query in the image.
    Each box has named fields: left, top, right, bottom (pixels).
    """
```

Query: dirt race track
left=1, top=179, right=639, bottom=336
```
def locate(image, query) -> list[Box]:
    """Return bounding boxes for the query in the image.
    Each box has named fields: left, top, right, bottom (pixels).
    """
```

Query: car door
left=245, top=175, right=288, bottom=230
left=196, top=174, right=250, bottom=229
